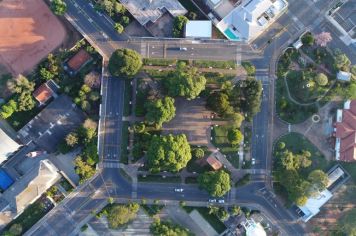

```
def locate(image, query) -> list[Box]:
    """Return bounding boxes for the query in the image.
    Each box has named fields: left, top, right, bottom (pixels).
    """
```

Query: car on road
left=218, top=199, right=225, bottom=203
left=89, top=2, right=94, bottom=8
left=251, top=158, right=256, bottom=165
left=209, top=199, right=217, bottom=203
left=174, top=188, right=184, bottom=192
left=179, top=47, right=187, bottom=51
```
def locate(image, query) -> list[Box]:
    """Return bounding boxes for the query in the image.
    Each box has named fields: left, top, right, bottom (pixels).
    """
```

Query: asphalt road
left=25, top=0, right=349, bottom=235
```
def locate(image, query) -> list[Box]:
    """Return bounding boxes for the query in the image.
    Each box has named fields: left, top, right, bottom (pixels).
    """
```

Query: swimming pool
left=224, top=28, right=240, bottom=41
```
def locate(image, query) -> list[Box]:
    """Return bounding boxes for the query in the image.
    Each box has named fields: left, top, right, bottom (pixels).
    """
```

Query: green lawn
left=192, top=60, right=237, bottom=69
left=141, top=204, right=164, bottom=216
left=212, top=125, right=239, bottom=166
left=143, top=58, right=177, bottom=66
left=138, top=175, right=181, bottom=183
left=6, top=106, right=42, bottom=131
left=183, top=207, right=226, bottom=234
left=120, top=121, right=129, bottom=164
left=301, top=45, right=337, bottom=74
left=275, top=132, right=328, bottom=174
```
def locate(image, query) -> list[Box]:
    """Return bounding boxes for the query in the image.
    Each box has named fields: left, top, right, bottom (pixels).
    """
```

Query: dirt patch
left=0, top=0, right=66, bottom=75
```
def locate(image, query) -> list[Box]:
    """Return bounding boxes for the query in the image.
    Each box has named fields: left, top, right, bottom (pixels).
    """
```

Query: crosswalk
left=102, top=161, right=121, bottom=168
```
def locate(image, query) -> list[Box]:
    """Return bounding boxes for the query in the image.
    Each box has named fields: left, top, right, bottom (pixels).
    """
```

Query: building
left=334, top=100, right=356, bottom=161
left=0, top=159, right=61, bottom=229
left=17, top=95, right=85, bottom=152
left=0, top=169, right=14, bottom=191
left=185, top=20, right=212, bottom=38
left=32, top=80, right=60, bottom=105
left=0, top=129, right=21, bottom=166
left=216, top=0, right=288, bottom=42
left=242, top=218, right=267, bottom=236
left=296, top=165, right=349, bottom=222
left=119, top=0, right=187, bottom=26
left=207, top=156, right=223, bottom=170
left=337, top=71, right=352, bottom=82
left=64, top=49, right=92, bottom=75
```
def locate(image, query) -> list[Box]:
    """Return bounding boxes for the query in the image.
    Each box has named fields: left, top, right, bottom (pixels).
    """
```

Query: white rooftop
left=337, top=71, right=351, bottom=82
left=298, top=189, right=333, bottom=222
left=0, top=129, right=20, bottom=165
left=185, top=20, right=212, bottom=38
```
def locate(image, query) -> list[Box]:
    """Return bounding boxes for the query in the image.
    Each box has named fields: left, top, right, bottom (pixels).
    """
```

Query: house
left=17, top=95, right=85, bottom=152
left=32, top=80, right=60, bottom=105
left=0, top=129, right=21, bottom=166
left=337, top=71, right=352, bottom=82
left=185, top=21, right=212, bottom=38
left=216, top=0, right=288, bottom=42
left=64, top=49, right=92, bottom=75
left=334, top=100, right=356, bottom=161
left=297, top=164, right=349, bottom=222
left=0, top=159, right=61, bottom=229
left=207, top=156, right=223, bottom=170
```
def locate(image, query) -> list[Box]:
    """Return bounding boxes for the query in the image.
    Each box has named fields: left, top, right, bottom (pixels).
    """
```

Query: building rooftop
left=337, top=71, right=351, bottom=82
left=335, top=100, right=356, bottom=162
left=32, top=81, right=57, bottom=105
left=207, top=156, right=223, bottom=170
left=17, top=95, right=85, bottom=152
left=0, top=159, right=60, bottom=229
left=67, top=49, right=92, bottom=72
left=119, top=0, right=187, bottom=26
left=185, top=20, right=212, bottom=38
left=0, top=129, right=21, bottom=165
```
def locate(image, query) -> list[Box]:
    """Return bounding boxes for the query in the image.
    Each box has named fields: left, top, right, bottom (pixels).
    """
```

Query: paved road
left=25, top=0, right=348, bottom=235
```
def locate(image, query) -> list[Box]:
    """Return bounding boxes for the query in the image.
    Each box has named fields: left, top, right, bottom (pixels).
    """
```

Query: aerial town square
left=0, top=0, right=355, bottom=235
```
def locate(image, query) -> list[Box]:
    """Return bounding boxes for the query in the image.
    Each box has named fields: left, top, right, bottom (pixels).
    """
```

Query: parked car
left=209, top=199, right=217, bottom=203
left=179, top=47, right=187, bottom=51
left=218, top=199, right=225, bottom=204
left=251, top=158, right=256, bottom=165
left=174, top=188, right=184, bottom=192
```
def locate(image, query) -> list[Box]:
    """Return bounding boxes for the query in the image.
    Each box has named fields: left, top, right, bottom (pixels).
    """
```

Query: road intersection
left=24, top=0, right=350, bottom=235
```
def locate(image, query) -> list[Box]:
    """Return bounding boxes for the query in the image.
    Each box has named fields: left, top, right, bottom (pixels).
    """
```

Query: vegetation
left=227, top=128, right=243, bottom=145
left=163, top=62, right=206, bottom=100
left=98, top=203, right=140, bottom=229
left=108, top=48, right=142, bottom=78
left=150, top=220, right=192, bottom=236
left=173, top=15, right=188, bottom=38
left=336, top=209, right=356, bottom=236
left=198, top=170, right=231, bottom=197
left=114, top=23, right=124, bottom=33
left=301, top=32, right=314, bottom=46
left=211, top=125, right=239, bottom=163
left=193, top=148, right=205, bottom=159
left=193, top=60, right=237, bottom=69
left=183, top=207, right=226, bottom=233
left=147, top=134, right=191, bottom=173
left=241, top=61, right=256, bottom=76
left=51, top=0, right=67, bottom=15
left=145, top=97, right=176, bottom=127
left=334, top=52, right=351, bottom=71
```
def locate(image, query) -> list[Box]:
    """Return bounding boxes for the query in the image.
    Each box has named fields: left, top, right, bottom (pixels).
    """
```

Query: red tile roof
left=33, top=83, right=53, bottom=104
left=206, top=156, right=222, bottom=170
left=335, top=100, right=356, bottom=162
left=67, top=49, right=92, bottom=72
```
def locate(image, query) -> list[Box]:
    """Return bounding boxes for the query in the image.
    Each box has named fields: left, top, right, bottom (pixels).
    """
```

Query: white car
left=174, top=188, right=184, bottom=192
left=251, top=158, right=256, bottom=165
left=209, top=199, right=217, bottom=203
left=179, top=47, right=188, bottom=51
left=218, top=199, right=225, bottom=204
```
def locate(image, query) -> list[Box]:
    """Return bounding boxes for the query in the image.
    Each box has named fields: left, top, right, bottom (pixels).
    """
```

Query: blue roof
left=0, top=169, right=14, bottom=191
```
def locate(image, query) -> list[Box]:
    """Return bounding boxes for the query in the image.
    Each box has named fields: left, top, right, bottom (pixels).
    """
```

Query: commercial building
left=334, top=100, right=356, bottom=161
left=0, top=129, right=21, bottom=166
left=185, top=20, right=212, bottom=38
left=0, top=159, right=61, bottom=229
left=211, top=0, right=288, bottom=42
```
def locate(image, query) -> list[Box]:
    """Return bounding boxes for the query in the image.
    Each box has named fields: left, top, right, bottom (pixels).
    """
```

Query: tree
left=173, top=15, right=188, bottom=38
left=164, top=62, right=206, bottom=99
left=107, top=203, right=140, bottom=229
left=278, top=142, right=286, bottom=150
left=8, top=224, right=22, bottom=236
left=8, top=75, right=35, bottom=94
left=121, top=16, right=130, bottom=27
left=194, top=148, right=205, bottom=159
left=133, top=122, right=145, bottom=133
left=241, top=61, right=256, bottom=76
left=100, top=0, right=114, bottom=16
left=198, top=170, right=231, bottom=197
left=334, top=53, right=351, bottom=71
left=301, top=33, right=314, bottom=46
left=338, top=209, right=356, bottom=236
left=145, top=97, right=176, bottom=127
left=188, top=12, right=197, bottom=20
left=83, top=140, right=99, bottom=165
left=228, top=112, right=244, bottom=128
left=17, top=91, right=35, bottom=111
left=227, top=128, right=243, bottom=145
left=84, top=71, right=101, bottom=88
left=40, top=68, right=55, bottom=81
left=308, top=170, right=328, bottom=192
left=216, top=209, right=230, bottom=221
left=114, top=1, right=125, bottom=14
left=351, top=65, right=356, bottom=79
left=74, top=156, right=96, bottom=182
left=65, top=132, right=78, bottom=147
left=315, top=73, right=328, bottom=86
left=51, top=0, right=67, bottom=15
left=82, top=119, right=98, bottom=142
left=315, top=32, right=332, bottom=47
left=114, top=23, right=124, bottom=34
left=206, top=92, right=232, bottom=115
left=147, top=134, right=191, bottom=173
left=108, top=48, right=142, bottom=78
left=150, top=220, right=191, bottom=236
left=231, top=205, right=241, bottom=216
left=0, top=99, right=17, bottom=119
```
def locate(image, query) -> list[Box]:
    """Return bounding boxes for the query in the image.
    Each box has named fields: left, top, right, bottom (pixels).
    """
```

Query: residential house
left=32, top=80, right=60, bottom=106
left=334, top=100, right=356, bottom=161
left=0, top=159, right=61, bottom=229
left=207, top=156, right=223, bottom=170
left=64, top=49, right=92, bottom=75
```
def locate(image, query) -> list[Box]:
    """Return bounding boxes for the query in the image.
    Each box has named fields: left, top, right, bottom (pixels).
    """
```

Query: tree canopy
left=337, top=209, right=356, bottom=236
left=206, top=92, right=232, bottom=116
left=147, top=134, right=192, bottom=173
left=145, top=97, right=176, bottom=127
left=173, top=16, right=189, bottom=38
left=164, top=62, right=206, bottom=99
left=315, top=73, right=328, bottom=86
left=107, top=203, right=140, bottom=229
left=227, top=128, right=243, bottom=145
left=108, top=48, right=142, bottom=78
left=150, top=220, right=192, bottom=236
left=302, top=33, right=314, bottom=46
left=198, top=170, right=231, bottom=197
left=51, top=0, right=67, bottom=15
